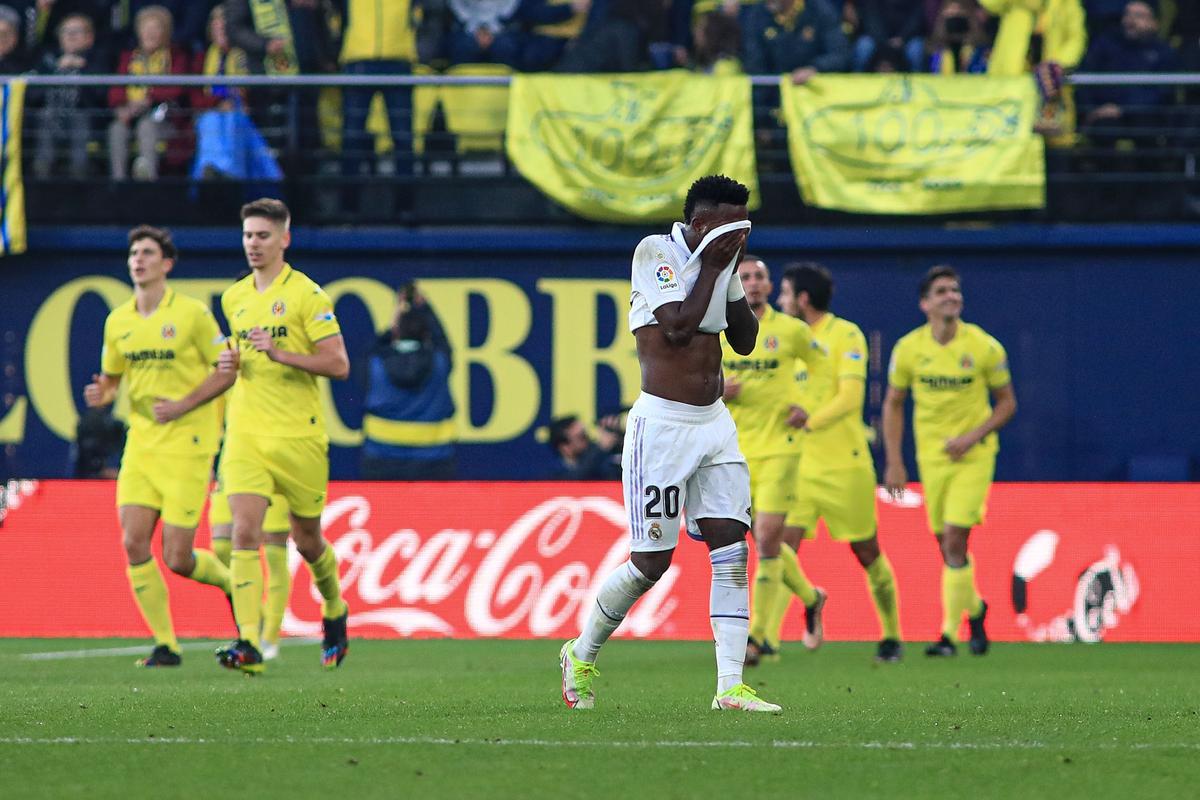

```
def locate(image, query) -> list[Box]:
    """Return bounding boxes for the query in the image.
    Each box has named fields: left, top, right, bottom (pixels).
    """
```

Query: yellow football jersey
left=100, top=288, right=225, bottom=455
left=888, top=322, right=1011, bottom=464
left=800, top=313, right=872, bottom=473
left=220, top=263, right=341, bottom=440
left=722, top=306, right=812, bottom=459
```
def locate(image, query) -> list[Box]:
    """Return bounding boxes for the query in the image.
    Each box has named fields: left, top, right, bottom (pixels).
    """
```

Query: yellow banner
left=1, top=79, right=26, bottom=255
left=781, top=75, right=1045, bottom=214
left=506, top=72, right=758, bottom=223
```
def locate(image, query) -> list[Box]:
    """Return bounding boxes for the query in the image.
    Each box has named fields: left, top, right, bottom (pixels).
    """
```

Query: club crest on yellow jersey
left=272, top=300, right=286, bottom=316
left=161, top=323, right=176, bottom=340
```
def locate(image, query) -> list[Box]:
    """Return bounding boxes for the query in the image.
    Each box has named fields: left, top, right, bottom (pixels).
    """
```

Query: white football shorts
left=621, top=392, right=752, bottom=552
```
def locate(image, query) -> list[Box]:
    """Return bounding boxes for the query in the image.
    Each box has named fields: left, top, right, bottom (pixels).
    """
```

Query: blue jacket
left=362, top=309, right=456, bottom=462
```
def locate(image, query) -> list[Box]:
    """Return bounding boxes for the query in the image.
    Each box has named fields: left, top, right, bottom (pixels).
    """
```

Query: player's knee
left=230, top=521, right=261, bottom=550
left=122, top=531, right=151, bottom=563
left=163, top=549, right=194, bottom=576
left=940, top=536, right=968, bottom=567
left=630, top=550, right=672, bottom=582
left=851, top=537, right=880, bottom=568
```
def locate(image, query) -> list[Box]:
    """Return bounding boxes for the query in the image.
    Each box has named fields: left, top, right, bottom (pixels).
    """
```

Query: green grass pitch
left=2, top=639, right=1198, bottom=799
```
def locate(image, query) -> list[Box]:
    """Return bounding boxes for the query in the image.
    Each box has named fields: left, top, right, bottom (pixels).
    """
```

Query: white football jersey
left=627, top=220, right=751, bottom=334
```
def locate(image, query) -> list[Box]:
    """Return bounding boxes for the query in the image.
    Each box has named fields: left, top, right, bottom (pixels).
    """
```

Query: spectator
left=981, top=0, right=1085, bottom=144
left=12, top=0, right=113, bottom=64
left=107, top=5, right=189, bottom=181
left=448, top=0, right=522, bottom=66
left=523, top=0, right=589, bottom=71
left=741, top=0, right=851, bottom=84
left=192, top=5, right=248, bottom=108
left=1082, top=0, right=1128, bottom=39
left=224, top=0, right=337, bottom=176
left=31, top=13, right=105, bottom=179
left=361, top=282, right=457, bottom=481
left=111, top=0, right=214, bottom=54
left=981, top=0, right=1085, bottom=76
left=73, top=407, right=125, bottom=478
left=852, top=0, right=925, bottom=72
left=0, top=5, right=28, bottom=72
left=1079, top=0, right=1177, bottom=144
left=555, top=0, right=665, bottom=71
left=691, top=9, right=741, bottom=73
left=923, top=0, right=990, bottom=72
left=338, top=0, right=417, bottom=190
left=546, top=414, right=623, bottom=480
left=225, top=0, right=338, bottom=75
left=189, top=5, right=281, bottom=184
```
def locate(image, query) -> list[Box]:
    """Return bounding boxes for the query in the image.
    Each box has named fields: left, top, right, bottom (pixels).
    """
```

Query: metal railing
left=11, top=72, right=1200, bottom=225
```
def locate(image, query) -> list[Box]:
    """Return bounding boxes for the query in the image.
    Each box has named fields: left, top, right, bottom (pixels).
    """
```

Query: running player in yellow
left=84, top=225, right=236, bottom=668
left=208, top=469, right=292, bottom=661
left=882, top=265, right=1017, bottom=657
left=779, top=263, right=904, bottom=663
left=215, top=198, right=352, bottom=674
left=720, top=255, right=825, bottom=666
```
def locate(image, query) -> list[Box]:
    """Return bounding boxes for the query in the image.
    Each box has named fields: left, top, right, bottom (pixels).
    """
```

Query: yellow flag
left=781, top=75, right=1045, bottom=214
left=506, top=72, right=758, bottom=223
left=0, top=79, right=26, bottom=256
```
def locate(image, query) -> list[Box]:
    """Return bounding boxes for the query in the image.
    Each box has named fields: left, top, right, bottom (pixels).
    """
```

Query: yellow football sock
left=965, top=555, right=984, bottom=617
left=127, top=559, right=178, bottom=652
left=231, top=550, right=264, bottom=648
left=188, top=549, right=230, bottom=594
left=769, top=587, right=793, bottom=649
left=866, top=553, right=902, bottom=641
left=749, top=557, right=783, bottom=644
left=309, top=543, right=348, bottom=619
left=779, top=543, right=818, bottom=606
left=941, top=560, right=979, bottom=642
left=212, top=538, right=232, bottom=567
left=263, top=544, right=291, bottom=645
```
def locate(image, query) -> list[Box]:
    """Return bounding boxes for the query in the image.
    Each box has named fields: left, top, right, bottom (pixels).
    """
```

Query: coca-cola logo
left=282, top=495, right=681, bottom=639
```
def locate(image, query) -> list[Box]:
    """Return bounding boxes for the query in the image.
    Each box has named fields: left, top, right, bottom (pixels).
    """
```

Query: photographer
left=547, top=413, right=623, bottom=481
left=361, top=282, right=457, bottom=480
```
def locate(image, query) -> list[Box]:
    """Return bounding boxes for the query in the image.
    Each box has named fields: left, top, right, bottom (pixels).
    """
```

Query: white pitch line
left=1, top=736, right=1198, bottom=751
left=18, top=638, right=321, bottom=661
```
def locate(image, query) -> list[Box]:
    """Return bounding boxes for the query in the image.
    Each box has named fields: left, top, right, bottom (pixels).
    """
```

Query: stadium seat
left=440, top=64, right=511, bottom=154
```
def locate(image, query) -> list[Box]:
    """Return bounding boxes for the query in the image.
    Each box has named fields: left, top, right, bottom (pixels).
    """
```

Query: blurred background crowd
left=2, top=0, right=1197, bottom=185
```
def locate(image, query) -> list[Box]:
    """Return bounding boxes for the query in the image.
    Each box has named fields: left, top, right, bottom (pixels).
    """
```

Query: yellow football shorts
left=221, top=433, right=329, bottom=519
left=116, top=451, right=213, bottom=529
left=786, top=465, right=878, bottom=542
left=747, top=455, right=799, bottom=516
left=919, top=455, right=995, bottom=534
left=208, top=484, right=292, bottom=533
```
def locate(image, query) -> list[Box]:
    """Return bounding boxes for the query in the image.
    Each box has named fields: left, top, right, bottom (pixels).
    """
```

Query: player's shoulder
left=963, top=322, right=1005, bottom=351
left=769, top=308, right=804, bottom=332
left=104, top=295, right=136, bottom=325
left=172, top=291, right=215, bottom=318
left=284, top=266, right=328, bottom=299
left=632, top=234, right=677, bottom=265
left=221, top=273, right=254, bottom=303
left=831, top=315, right=866, bottom=341
left=894, top=324, right=928, bottom=351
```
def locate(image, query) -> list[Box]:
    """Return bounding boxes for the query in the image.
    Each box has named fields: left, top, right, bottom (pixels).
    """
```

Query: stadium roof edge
left=26, top=224, right=1200, bottom=255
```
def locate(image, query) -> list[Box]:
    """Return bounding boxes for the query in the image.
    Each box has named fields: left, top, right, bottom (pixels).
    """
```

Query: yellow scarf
left=249, top=0, right=299, bottom=76
left=127, top=48, right=172, bottom=104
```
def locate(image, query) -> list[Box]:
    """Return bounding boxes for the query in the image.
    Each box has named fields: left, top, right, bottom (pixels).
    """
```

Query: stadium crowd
left=0, top=0, right=1194, bottom=181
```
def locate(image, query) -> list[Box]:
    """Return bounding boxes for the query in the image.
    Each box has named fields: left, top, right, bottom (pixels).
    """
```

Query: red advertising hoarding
left=2, top=480, right=1197, bottom=642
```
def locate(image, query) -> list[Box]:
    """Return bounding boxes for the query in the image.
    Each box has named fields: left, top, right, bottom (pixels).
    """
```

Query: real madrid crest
left=648, top=522, right=663, bottom=541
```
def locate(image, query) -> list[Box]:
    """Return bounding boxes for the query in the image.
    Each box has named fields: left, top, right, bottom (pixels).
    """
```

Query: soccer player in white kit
left=559, top=175, right=781, bottom=712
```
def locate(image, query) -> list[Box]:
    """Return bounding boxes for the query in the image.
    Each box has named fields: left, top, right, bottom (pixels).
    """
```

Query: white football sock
left=573, top=560, right=655, bottom=663
left=709, top=540, right=750, bottom=694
